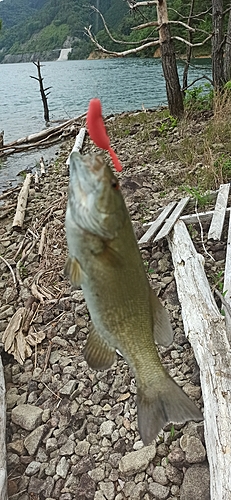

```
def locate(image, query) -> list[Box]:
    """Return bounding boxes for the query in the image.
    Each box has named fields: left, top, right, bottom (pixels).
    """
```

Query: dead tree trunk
left=212, top=0, right=224, bottom=88
left=224, top=5, right=231, bottom=82
left=30, top=61, right=51, bottom=123
left=182, top=0, right=195, bottom=91
left=157, top=0, right=184, bottom=118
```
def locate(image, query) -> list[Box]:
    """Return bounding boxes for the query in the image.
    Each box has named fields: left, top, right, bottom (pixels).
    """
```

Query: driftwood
left=40, top=157, right=46, bottom=176
left=66, top=127, right=86, bottom=165
left=169, top=219, right=231, bottom=500
left=0, top=355, right=7, bottom=500
left=38, top=225, right=47, bottom=258
left=0, top=114, right=86, bottom=157
left=2, top=298, right=45, bottom=365
left=12, top=173, right=31, bottom=230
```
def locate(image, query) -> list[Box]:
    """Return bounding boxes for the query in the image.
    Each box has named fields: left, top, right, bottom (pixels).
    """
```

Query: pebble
left=119, top=445, right=156, bottom=475
left=148, top=482, right=170, bottom=500
left=25, top=461, right=41, bottom=476
left=180, top=435, right=206, bottom=463
left=11, top=404, right=43, bottom=431
left=100, top=420, right=115, bottom=437
left=24, top=425, right=46, bottom=455
left=152, top=465, right=168, bottom=485
left=99, top=481, right=115, bottom=500
left=180, top=464, right=210, bottom=500
left=56, top=457, right=70, bottom=479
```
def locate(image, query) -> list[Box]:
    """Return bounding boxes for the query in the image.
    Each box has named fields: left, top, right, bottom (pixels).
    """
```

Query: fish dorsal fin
left=64, top=257, right=83, bottom=287
left=150, top=287, right=173, bottom=347
left=83, top=323, right=116, bottom=370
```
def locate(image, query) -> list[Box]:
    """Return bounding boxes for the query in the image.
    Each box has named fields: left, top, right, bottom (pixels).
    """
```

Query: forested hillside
left=0, top=0, right=230, bottom=62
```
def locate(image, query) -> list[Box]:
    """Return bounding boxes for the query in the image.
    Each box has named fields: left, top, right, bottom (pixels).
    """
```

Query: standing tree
left=85, top=1, right=211, bottom=118
left=30, top=61, right=52, bottom=123
left=224, top=2, right=231, bottom=81
left=212, top=0, right=225, bottom=88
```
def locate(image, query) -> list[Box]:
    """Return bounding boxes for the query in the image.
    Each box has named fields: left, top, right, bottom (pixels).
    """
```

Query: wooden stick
left=138, top=201, right=176, bottom=244
left=40, top=157, right=46, bottom=176
left=169, top=219, right=231, bottom=500
left=34, top=170, right=39, bottom=190
left=38, top=226, right=47, bottom=257
left=0, top=355, right=7, bottom=500
left=208, top=184, right=230, bottom=240
left=12, top=174, right=32, bottom=230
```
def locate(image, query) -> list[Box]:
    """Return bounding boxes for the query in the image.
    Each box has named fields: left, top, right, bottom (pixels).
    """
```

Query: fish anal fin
left=83, top=324, right=116, bottom=370
left=64, top=257, right=82, bottom=287
left=150, top=287, right=173, bottom=347
left=137, top=375, right=202, bottom=446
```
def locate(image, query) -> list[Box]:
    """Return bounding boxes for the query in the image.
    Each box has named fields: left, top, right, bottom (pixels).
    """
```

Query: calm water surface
left=0, top=58, right=211, bottom=190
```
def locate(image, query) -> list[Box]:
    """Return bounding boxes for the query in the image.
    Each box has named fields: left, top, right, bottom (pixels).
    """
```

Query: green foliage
left=182, top=186, right=212, bottom=208
left=157, top=115, right=178, bottom=134
left=213, top=154, right=231, bottom=183
left=184, top=84, right=214, bottom=112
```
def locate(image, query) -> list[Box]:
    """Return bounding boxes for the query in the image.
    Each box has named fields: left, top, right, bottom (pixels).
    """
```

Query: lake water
left=0, top=57, right=211, bottom=191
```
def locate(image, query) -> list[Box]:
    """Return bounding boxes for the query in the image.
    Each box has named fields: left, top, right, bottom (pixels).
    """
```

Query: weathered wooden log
left=0, top=355, right=8, bottom=500
left=66, top=127, right=86, bottom=165
left=12, top=173, right=31, bottom=230
left=169, top=219, right=231, bottom=500
left=0, top=113, right=87, bottom=157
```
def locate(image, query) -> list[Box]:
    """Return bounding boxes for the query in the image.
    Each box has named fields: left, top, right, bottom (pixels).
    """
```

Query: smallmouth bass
left=65, top=152, right=202, bottom=445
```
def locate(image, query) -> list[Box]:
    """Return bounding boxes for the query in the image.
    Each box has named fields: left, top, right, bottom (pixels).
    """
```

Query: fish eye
left=111, top=179, right=119, bottom=190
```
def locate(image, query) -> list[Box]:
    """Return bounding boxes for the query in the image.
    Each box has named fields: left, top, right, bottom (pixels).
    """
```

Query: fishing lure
left=87, top=98, right=123, bottom=172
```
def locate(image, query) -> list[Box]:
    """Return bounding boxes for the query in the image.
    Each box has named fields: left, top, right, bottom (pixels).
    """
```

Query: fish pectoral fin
left=137, top=375, right=202, bottom=446
left=150, top=287, right=173, bottom=347
left=83, top=323, right=116, bottom=370
left=64, top=256, right=82, bottom=287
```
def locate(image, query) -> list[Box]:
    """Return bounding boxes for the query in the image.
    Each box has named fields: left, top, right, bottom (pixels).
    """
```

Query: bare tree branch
left=131, top=21, right=158, bottom=30
left=90, top=5, right=156, bottom=45
left=169, top=20, right=195, bottom=32
left=128, top=1, right=157, bottom=8
left=182, top=74, right=213, bottom=91
left=168, top=6, right=212, bottom=21
left=173, top=33, right=212, bottom=47
left=85, top=25, right=159, bottom=56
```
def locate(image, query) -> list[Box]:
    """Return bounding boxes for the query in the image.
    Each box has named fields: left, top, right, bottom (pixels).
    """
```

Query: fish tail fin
left=137, top=375, right=202, bottom=446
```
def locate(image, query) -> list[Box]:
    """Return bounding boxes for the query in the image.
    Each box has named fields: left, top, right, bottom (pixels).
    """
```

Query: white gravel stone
left=25, top=461, right=41, bottom=476
left=133, top=440, right=144, bottom=450
left=75, top=440, right=90, bottom=456
left=59, top=379, right=77, bottom=396
left=100, top=420, right=115, bottom=437
left=88, top=466, right=105, bottom=482
left=152, top=465, right=168, bottom=486
left=24, top=425, right=45, bottom=455
left=11, top=404, right=43, bottom=431
left=99, top=481, right=115, bottom=500
left=46, top=438, right=58, bottom=454
left=180, top=435, right=206, bottom=463
left=119, top=444, right=157, bottom=476
left=149, top=482, right=170, bottom=500
left=56, top=456, right=70, bottom=479
left=94, top=492, right=107, bottom=500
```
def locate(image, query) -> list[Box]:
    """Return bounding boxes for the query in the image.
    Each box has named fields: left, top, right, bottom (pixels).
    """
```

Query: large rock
left=24, top=425, right=46, bottom=455
left=119, top=444, right=156, bottom=476
left=180, top=464, right=210, bottom=500
left=180, top=435, right=206, bottom=463
left=11, top=404, right=43, bottom=431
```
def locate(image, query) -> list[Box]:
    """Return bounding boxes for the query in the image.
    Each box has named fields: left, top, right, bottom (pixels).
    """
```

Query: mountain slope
left=0, top=0, right=128, bottom=61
